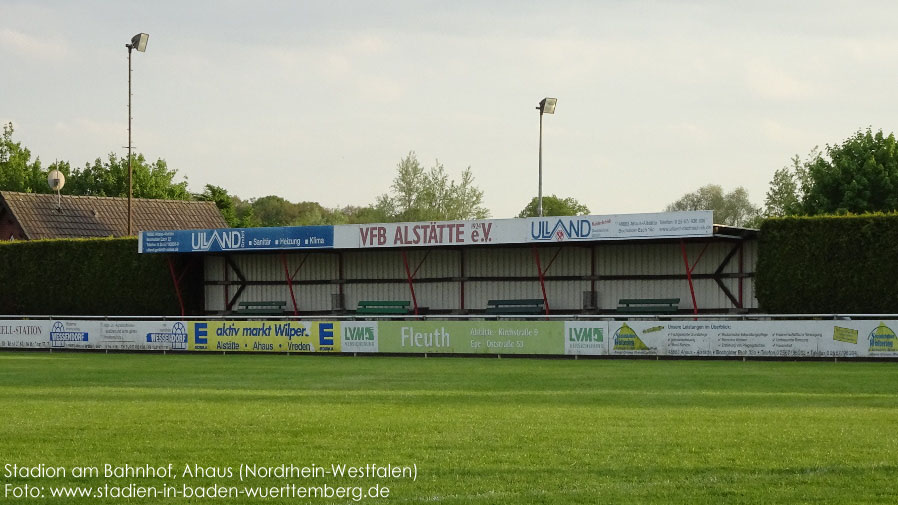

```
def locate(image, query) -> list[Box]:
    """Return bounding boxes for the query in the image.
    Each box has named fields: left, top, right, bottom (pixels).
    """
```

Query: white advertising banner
left=48, top=320, right=101, bottom=349
left=818, top=320, right=898, bottom=358
left=334, top=211, right=714, bottom=249
left=340, top=321, right=379, bottom=353
left=608, top=321, right=713, bottom=356
left=564, top=321, right=610, bottom=355
left=0, top=320, right=52, bottom=349
left=606, top=320, right=898, bottom=358
left=101, top=320, right=188, bottom=351
left=708, top=321, right=823, bottom=358
left=0, top=320, right=188, bottom=351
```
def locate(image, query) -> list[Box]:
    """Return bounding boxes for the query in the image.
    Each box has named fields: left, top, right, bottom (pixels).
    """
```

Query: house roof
left=0, top=191, right=228, bottom=239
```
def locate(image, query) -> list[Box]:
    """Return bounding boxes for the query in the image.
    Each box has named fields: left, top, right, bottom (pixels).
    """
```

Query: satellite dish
left=47, top=170, right=66, bottom=191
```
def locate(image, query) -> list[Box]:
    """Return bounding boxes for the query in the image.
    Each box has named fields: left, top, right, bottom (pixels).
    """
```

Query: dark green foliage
left=517, top=194, right=590, bottom=218
left=757, top=214, right=898, bottom=313
left=0, top=238, right=200, bottom=315
left=802, top=129, right=898, bottom=214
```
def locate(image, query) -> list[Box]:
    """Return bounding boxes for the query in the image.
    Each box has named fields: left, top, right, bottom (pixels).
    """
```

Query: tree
left=0, top=122, right=50, bottom=193
left=193, top=184, right=247, bottom=228
left=763, top=152, right=814, bottom=217
left=250, top=195, right=301, bottom=227
left=377, top=152, right=489, bottom=221
left=517, top=195, right=590, bottom=218
left=68, top=153, right=190, bottom=200
left=763, top=129, right=898, bottom=217
left=664, top=184, right=760, bottom=227
left=800, top=128, right=898, bottom=214
left=340, top=204, right=393, bottom=224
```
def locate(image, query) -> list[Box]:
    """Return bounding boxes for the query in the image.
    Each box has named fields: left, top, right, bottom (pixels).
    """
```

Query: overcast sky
left=3, top=0, right=897, bottom=218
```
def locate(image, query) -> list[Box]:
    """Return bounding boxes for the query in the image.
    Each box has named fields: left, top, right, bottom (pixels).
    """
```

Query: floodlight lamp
left=130, top=33, right=149, bottom=52
left=539, top=97, right=557, bottom=114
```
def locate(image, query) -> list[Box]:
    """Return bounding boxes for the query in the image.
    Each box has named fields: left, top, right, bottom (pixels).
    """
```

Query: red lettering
left=455, top=224, right=465, bottom=242
left=481, top=223, right=492, bottom=242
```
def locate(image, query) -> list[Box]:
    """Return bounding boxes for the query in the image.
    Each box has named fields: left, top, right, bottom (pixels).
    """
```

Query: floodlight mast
left=125, top=33, right=149, bottom=236
left=536, top=97, right=557, bottom=217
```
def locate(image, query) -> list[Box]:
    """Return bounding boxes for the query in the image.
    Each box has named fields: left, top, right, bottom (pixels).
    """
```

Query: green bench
left=485, top=299, right=546, bottom=315
left=235, top=300, right=287, bottom=315
left=356, top=300, right=411, bottom=315
left=616, top=298, right=680, bottom=314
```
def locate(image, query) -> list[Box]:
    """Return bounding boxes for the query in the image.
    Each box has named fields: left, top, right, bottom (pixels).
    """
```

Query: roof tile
left=0, top=192, right=228, bottom=239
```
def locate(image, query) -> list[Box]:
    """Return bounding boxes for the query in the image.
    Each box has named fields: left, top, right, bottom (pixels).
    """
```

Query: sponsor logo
left=568, top=326, right=603, bottom=342
left=530, top=218, right=592, bottom=241
left=344, top=326, right=375, bottom=341
left=194, top=322, right=209, bottom=349
left=401, top=326, right=450, bottom=348
left=613, top=323, right=650, bottom=351
left=191, top=230, right=245, bottom=251
left=318, top=323, right=335, bottom=351
left=146, top=322, right=188, bottom=350
left=49, top=321, right=88, bottom=348
left=869, top=322, right=897, bottom=352
left=0, top=324, right=42, bottom=335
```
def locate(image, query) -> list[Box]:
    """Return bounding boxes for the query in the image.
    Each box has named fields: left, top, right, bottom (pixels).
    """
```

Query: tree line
left=0, top=122, right=589, bottom=228
left=8, top=120, right=895, bottom=229
left=665, top=128, right=898, bottom=227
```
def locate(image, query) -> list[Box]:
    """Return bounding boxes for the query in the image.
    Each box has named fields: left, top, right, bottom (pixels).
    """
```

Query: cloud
left=0, top=28, right=68, bottom=60
left=744, top=59, right=818, bottom=101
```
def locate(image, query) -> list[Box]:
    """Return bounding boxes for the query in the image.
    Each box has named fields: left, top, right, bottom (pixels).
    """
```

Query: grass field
left=0, top=352, right=897, bottom=504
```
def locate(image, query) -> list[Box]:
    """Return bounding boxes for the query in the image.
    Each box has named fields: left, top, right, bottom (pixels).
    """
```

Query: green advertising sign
left=378, top=321, right=564, bottom=354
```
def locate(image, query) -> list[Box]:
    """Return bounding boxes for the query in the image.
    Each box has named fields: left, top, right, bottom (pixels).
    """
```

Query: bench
left=234, top=300, right=287, bottom=315
left=616, top=298, right=679, bottom=314
left=356, top=300, right=411, bottom=315
left=485, top=299, right=546, bottom=315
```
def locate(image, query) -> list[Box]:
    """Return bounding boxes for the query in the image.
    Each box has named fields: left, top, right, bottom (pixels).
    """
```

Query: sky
left=3, top=0, right=898, bottom=219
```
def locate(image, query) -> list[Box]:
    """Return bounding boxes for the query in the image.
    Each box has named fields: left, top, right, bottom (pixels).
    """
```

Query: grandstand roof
left=0, top=191, right=227, bottom=240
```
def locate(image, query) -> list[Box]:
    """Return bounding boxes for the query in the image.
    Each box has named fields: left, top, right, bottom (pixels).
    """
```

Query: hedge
left=0, top=238, right=202, bottom=315
left=756, top=214, right=898, bottom=313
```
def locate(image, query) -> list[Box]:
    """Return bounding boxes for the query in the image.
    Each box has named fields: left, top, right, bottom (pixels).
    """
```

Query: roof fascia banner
left=340, top=211, right=713, bottom=249
left=139, top=226, right=334, bottom=253
left=138, top=211, right=712, bottom=253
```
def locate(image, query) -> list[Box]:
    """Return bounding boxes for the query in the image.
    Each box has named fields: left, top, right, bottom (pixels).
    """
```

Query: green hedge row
left=756, top=214, right=898, bottom=313
left=0, top=238, right=202, bottom=315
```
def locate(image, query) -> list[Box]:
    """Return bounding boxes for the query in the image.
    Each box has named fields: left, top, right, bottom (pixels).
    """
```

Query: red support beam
left=401, top=250, right=420, bottom=315
left=590, top=245, right=597, bottom=311
left=459, top=249, right=466, bottom=313
left=223, top=256, right=229, bottom=312
left=679, top=240, right=699, bottom=315
left=689, top=242, right=710, bottom=272
left=738, top=242, right=744, bottom=308
left=281, top=253, right=299, bottom=316
left=167, top=256, right=185, bottom=317
left=531, top=245, right=550, bottom=316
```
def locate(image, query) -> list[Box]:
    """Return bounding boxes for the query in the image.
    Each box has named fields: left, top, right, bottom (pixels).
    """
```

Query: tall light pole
left=126, top=32, right=149, bottom=235
left=536, top=97, right=557, bottom=217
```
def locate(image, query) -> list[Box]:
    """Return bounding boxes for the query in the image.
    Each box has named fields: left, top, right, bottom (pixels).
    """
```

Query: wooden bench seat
left=616, top=298, right=679, bottom=314
left=485, top=298, right=546, bottom=315
left=356, top=300, right=411, bottom=315
left=235, top=300, right=287, bottom=315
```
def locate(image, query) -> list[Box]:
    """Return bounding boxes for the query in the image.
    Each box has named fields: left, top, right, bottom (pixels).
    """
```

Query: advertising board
left=188, top=321, right=340, bottom=352
left=377, top=321, right=564, bottom=354
left=4, top=318, right=897, bottom=359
